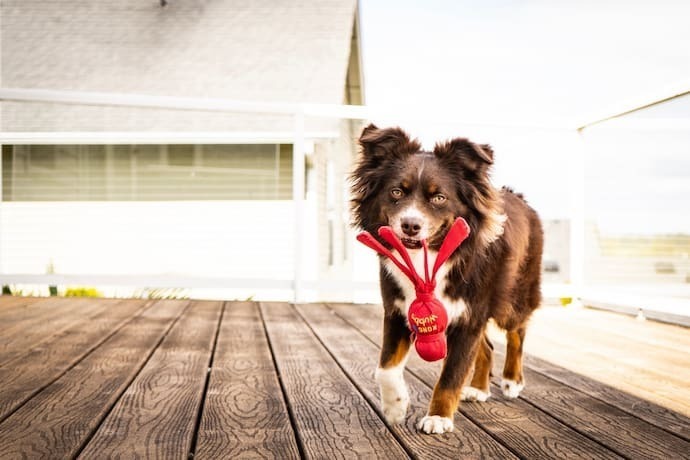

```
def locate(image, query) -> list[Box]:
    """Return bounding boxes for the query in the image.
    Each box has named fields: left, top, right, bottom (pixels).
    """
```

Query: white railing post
left=569, top=131, right=587, bottom=305
left=0, top=142, right=3, bottom=278
left=292, top=110, right=306, bottom=303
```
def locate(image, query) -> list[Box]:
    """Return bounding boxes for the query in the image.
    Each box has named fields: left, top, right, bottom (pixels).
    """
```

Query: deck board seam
left=293, top=303, right=414, bottom=460
left=258, top=302, right=307, bottom=460
left=327, top=303, right=690, bottom=445
left=322, top=303, right=619, bottom=460
left=72, top=300, right=194, bottom=459
left=492, top=348, right=690, bottom=443
left=0, top=299, right=156, bottom=425
left=490, top=380, right=630, bottom=460
left=188, top=300, right=227, bottom=459
left=321, top=303, right=527, bottom=459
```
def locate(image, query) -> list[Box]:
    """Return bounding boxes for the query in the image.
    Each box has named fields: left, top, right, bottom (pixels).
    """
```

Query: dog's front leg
left=417, top=322, right=482, bottom=434
left=375, top=311, right=411, bottom=425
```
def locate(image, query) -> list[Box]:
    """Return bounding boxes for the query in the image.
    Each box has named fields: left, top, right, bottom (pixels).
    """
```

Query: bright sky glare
left=359, top=0, right=690, bottom=125
left=358, top=0, right=690, bottom=234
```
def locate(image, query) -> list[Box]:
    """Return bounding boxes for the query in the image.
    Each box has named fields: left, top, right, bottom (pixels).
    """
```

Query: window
left=2, top=144, right=293, bottom=201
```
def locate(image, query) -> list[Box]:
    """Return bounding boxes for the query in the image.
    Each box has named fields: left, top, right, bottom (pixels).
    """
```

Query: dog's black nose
left=401, top=217, right=422, bottom=237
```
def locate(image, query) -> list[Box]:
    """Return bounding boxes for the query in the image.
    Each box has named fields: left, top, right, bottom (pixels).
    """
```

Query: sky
left=357, top=0, right=690, bottom=234
left=358, top=0, right=690, bottom=127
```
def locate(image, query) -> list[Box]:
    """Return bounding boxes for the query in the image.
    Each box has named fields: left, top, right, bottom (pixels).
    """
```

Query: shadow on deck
left=0, top=297, right=688, bottom=458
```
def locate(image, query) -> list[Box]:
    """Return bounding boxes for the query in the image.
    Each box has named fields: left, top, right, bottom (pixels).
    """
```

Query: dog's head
left=350, top=124, right=505, bottom=251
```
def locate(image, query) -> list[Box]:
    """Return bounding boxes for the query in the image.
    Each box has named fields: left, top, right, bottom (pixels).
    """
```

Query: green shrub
left=559, top=297, right=573, bottom=306
left=64, top=287, right=102, bottom=298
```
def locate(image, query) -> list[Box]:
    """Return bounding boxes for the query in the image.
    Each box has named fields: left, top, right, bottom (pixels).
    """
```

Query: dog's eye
left=431, top=194, right=447, bottom=204
left=391, top=188, right=403, bottom=199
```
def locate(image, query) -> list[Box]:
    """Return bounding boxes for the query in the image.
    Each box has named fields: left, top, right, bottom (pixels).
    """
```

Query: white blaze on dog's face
left=381, top=153, right=469, bottom=250
left=390, top=205, right=429, bottom=249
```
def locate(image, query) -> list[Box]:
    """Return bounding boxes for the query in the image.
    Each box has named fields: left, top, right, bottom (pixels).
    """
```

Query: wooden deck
left=0, top=297, right=689, bottom=459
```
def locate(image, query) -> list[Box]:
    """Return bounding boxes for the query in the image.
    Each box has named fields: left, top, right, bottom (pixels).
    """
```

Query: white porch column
left=0, top=142, right=3, bottom=276
left=292, top=111, right=306, bottom=303
left=569, top=131, right=587, bottom=304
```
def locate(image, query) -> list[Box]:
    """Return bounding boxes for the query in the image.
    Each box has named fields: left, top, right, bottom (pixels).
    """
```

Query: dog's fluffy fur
left=351, top=124, right=543, bottom=434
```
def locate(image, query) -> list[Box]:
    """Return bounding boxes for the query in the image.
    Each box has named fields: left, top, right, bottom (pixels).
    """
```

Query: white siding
left=0, top=200, right=310, bottom=284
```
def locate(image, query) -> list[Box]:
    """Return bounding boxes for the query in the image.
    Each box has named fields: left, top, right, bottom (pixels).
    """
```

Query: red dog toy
left=357, top=217, right=470, bottom=362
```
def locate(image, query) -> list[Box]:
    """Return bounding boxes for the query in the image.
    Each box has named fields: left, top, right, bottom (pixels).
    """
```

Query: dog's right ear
left=350, top=125, right=420, bottom=227
left=358, top=124, right=421, bottom=161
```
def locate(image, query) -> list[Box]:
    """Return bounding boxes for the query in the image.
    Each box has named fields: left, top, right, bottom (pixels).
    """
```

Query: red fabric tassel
left=357, top=217, right=470, bottom=362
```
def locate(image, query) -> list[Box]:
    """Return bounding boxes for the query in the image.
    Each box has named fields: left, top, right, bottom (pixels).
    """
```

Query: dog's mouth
left=401, top=237, right=423, bottom=250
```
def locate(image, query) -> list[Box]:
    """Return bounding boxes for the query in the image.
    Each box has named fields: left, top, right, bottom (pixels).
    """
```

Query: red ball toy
left=357, top=217, right=471, bottom=362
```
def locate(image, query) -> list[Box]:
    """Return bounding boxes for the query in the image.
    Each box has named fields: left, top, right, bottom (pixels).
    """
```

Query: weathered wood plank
left=489, top=348, right=690, bottom=459
left=510, top=313, right=690, bottom=416
left=0, top=296, right=77, bottom=325
left=526, top=308, right=690, bottom=385
left=0, top=299, right=189, bottom=459
left=261, top=302, right=410, bottom=459
left=195, top=301, right=300, bottom=459
left=0, top=298, right=141, bottom=366
left=327, top=303, right=621, bottom=460
left=0, top=297, right=94, bottom=351
left=577, top=306, right=690, bottom=353
left=487, top=306, right=690, bottom=435
left=0, top=298, right=150, bottom=420
left=0, top=297, right=55, bottom=335
left=0, top=295, right=39, bottom=312
left=80, top=300, right=223, bottom=459
left=296, top=303, right=518, bottom=459
left=510, top=347, right=690, bottom=441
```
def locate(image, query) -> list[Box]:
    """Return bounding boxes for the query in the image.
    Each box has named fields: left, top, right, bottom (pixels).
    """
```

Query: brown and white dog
left=350, top=124, right=543, bottom=434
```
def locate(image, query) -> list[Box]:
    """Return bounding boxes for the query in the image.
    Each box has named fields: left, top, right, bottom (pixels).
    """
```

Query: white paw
left=416, top=415, right=454, bottom=434
left=381, top=394, right=409, bottom=424
left=461, top=386, right=491, bottom=402
left=501, top=378, right=524, bottom=398
left=375, top=365, right=409, bottom=425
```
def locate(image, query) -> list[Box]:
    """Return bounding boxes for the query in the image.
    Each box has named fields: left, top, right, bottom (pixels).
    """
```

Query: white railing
left=1, top=86, right=689, bottom=313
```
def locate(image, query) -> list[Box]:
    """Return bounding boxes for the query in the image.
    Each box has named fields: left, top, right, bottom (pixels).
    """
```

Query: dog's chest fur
left=383, top=249, right=468, bottom=324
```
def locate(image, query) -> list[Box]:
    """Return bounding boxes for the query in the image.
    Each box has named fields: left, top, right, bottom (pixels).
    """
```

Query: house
left=0, top=0, right=364, bottom=300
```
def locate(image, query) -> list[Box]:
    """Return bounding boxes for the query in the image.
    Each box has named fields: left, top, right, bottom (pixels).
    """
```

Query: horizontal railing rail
left=1, top=86, right=689, bottom=318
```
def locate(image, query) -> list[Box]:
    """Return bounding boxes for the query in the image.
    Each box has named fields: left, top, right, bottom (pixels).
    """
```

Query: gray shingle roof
left=1, top=0, right=358, bottom=131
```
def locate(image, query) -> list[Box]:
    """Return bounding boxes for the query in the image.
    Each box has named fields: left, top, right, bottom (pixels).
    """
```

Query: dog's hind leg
left=461, top=332, right=493, bottom=402
left=376, top=312, right=412, bottom=425
left=501, top=326, right=526, bottom=398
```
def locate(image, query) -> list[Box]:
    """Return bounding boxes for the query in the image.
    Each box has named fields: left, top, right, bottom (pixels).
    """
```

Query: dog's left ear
left=434, top=138, right=493, bottom=173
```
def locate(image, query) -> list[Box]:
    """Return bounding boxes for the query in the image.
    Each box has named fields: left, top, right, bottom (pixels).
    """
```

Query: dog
left=350, top=124, right=543, bottom=434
